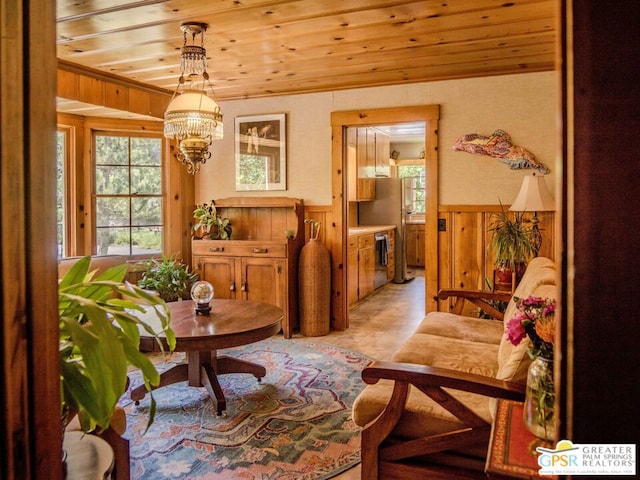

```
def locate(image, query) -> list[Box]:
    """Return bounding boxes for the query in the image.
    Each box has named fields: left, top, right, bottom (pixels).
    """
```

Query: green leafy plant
left=59, top=256, right=176, bottom=433
left=488, top=204, right=537, bottom=272
left=137, top=255, right=199, bottom=302
left=193, top=200, right=232, bottom=240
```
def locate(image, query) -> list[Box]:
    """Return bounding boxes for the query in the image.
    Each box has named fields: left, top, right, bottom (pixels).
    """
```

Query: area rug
left=122, top=338, right=372, bottom=479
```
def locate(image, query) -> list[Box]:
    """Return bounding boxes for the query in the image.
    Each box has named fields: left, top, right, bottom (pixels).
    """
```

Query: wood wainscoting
left=304, top=203, right=555, bottom=326
left=438, top=205, right=555, bottom=314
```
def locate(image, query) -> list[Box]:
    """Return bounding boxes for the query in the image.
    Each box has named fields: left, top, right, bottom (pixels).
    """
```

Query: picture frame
left=235, top=113, right=286, bottom=191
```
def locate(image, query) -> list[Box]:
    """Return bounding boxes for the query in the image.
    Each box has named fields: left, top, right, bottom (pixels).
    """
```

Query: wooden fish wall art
left=453, top=129, right=550, bottom=174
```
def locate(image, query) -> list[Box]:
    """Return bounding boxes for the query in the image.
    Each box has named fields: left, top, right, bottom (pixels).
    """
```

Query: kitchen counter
left=348, top=225, right=396, bottom=236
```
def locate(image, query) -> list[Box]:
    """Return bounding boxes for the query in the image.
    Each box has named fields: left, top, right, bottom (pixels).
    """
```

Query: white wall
left=197, top=71, right=559, bottom=207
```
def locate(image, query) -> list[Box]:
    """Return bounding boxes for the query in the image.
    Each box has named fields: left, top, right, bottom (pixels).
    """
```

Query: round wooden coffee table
left=131, top=299, right=283, bottom=414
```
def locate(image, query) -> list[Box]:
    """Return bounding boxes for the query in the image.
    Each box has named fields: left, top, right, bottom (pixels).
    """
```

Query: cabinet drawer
left=192, top=240, right=287, bottom=258
left=348, top=236, right=358, bottom=250
left=358, top=234, right=374, bottom=249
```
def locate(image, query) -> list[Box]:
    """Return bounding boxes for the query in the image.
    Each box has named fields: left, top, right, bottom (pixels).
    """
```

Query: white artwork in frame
left=235, top=113, right=286, bottom=191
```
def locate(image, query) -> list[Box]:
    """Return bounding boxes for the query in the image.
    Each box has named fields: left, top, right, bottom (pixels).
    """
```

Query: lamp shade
left=509, top=175, right=555, bottom=212
left=164, top=90, right=223, bottom=141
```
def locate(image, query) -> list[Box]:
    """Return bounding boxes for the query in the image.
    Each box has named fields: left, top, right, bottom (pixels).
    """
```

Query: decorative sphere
left=191, top=281, right=214, bottom=308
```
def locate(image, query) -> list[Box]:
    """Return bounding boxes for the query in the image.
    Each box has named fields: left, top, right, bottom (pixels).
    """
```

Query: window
left=398, top=165, right=426, bottom=214
left=94, top=133, right=163, bottom=257
left=56, top=130, right=68, bottom=257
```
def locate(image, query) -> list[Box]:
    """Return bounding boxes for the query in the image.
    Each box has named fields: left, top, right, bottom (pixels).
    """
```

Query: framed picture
left=235, top=113, right=286, bottom=191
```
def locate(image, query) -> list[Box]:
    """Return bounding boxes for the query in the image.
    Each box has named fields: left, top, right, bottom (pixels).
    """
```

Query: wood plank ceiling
left=56, top=0, right=557, bottom=106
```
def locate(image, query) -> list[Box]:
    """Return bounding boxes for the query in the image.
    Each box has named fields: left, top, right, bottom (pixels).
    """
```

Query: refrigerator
left=358, top=177, right=416, bottom=284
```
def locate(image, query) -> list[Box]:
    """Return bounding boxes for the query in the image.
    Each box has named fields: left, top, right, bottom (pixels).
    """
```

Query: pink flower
left=506, top=317, right=527, bottom=346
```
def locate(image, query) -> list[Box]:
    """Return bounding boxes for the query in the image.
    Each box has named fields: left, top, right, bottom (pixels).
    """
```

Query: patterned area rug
left=122, top=338, right=372, bottom=479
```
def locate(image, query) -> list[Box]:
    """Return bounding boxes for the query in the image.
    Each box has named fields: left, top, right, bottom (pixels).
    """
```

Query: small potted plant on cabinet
left=488, top=205, right=537, bottom=289
left=192, top=200, right=232, bottom=240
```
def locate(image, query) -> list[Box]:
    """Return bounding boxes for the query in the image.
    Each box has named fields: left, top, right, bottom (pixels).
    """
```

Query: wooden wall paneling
left=165, top=140, right=195, bottom=263
left=330, top=123, right=348, bottom=330
left=451, top=211, right=485, bottom=316
left=437, top=211, right=452, bottom=312
left=103, top=81, right=129, bottom=112
left=303, top=205, right=331, bottom=243
left=128, top=89, right=151, bottom=117
left=1, top=0, right=61, bottom=478
left=57, top=68, right=78, bottom=100
left=78, top=75, right=104, bottom=106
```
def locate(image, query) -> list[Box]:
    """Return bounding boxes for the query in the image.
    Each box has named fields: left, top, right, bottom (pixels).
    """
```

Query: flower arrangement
left=506, top=295, right=556, bottom=359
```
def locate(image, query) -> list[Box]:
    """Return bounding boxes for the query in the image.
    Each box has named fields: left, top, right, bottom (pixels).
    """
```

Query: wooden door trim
left=330, top=105, right=440, bottom=330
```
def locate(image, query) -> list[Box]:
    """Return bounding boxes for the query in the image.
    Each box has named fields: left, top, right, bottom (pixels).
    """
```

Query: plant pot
left=523, top=356, right=555, bottom=441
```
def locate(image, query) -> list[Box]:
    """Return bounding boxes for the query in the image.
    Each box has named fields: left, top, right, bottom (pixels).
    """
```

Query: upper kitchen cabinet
left=347, top=126, right=391, bottom=201
left=371, top=128, right=390, bottom=178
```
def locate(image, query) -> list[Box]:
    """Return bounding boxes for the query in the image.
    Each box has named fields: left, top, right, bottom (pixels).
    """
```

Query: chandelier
left=164, top=22, right=223, bottom=174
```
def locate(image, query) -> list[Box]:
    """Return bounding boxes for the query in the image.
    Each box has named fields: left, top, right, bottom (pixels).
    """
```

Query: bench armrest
left=363, top=360, right=525, bottom=400
left=437, top=289, right=512, bottom=320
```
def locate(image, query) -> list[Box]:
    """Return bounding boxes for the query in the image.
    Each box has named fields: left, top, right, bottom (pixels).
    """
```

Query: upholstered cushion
left=413, top=312, right=504, bottom=345
left=352, top=380, right=490, bottom=457
left=392, top=333, right=499, bottom=378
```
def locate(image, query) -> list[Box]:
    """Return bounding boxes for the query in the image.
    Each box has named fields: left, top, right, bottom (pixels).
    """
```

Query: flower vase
left=523, top=356, right=555, bottom=441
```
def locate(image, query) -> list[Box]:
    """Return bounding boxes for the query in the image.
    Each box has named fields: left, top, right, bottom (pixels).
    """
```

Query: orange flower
left=535, top=314, right=556, bottom=344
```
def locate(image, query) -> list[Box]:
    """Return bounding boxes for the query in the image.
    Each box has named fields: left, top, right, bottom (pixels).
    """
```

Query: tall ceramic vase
left=523, top=356, right=556, bottom=441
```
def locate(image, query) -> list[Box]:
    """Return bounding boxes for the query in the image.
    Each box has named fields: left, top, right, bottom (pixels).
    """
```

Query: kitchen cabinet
left=372, top=128, right=390, bottom=177
left=191, top=197, right=304, bottom=338
left=358, top=234, right=376, bottom=300
left=406, top=223, right=425, bottom=267
left=347, top=130, right=375, bottom=201
left=348, top=227, right=394, bottom=307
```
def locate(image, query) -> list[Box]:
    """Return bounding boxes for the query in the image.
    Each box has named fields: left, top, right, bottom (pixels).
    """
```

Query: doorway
left=329, top=106, right=440, bottom=330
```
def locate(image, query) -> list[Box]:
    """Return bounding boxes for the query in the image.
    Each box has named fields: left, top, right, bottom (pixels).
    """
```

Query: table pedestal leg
left=130, top=363, right=189, bottom=403
left=129, top=351, right=267, bottom=415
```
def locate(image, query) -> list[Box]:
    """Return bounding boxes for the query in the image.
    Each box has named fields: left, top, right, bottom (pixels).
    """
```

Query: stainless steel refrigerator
left=358, top=177, right=416, bottom=284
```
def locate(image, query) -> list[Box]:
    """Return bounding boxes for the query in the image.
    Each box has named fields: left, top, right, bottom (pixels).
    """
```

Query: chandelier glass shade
left=163, top=22, right=223, bottom=175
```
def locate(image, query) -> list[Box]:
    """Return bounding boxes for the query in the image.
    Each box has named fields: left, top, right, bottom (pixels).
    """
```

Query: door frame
left=329, top=105, right=440, bottom=330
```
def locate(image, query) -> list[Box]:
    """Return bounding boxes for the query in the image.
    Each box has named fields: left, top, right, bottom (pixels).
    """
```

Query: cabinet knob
left=251, top=248, right=268, bottom=254
left=241, top=282, right=247, bottom=292
left=229, top=282, right=235, bottom=292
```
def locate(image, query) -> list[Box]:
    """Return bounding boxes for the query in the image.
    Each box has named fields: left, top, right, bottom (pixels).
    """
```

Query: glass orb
left=191, top=281, right=214, bottom=315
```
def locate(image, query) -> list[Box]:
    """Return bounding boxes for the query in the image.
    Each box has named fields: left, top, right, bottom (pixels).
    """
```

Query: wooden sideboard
left=192, top=197, right=304, bottom=339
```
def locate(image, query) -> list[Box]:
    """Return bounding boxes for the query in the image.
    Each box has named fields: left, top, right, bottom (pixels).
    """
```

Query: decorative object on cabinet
left=137, top=255, right=199, bottom=302
left=299, top=220, right=331, bottom=336
left=192, top=197, right=304, bottom=338
left=235, top=113, right=286, bottom=191
left=163, top=22, right=224, bottom=175
left=192, top=200, right=232, bottom=239
left=453, top=129, right=549, bottom=174
left=509, top=174, right=555, bottom=255
left=488, top=204, right=537, bottom=290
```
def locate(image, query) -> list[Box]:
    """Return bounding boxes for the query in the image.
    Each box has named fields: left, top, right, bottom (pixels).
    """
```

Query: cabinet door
left=358, top=244, right=375, bottom=300
left=240, top=257, right=286, bottom=310
left=406, top=226, right=419, bottom=267
left=347, top=241, right=359, bottom=307
left=374, top=130, right=390, bottom=177
left=194, top=256, right=238, bottom=299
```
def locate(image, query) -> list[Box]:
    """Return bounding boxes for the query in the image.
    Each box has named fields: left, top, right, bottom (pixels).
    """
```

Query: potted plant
left=193, top=200, right=232, bottom=240
left=59, top=256, right=176, bottom=434
left=137, top=255, right=199, bottom=302
left=488, top=204, right=537, bottom=286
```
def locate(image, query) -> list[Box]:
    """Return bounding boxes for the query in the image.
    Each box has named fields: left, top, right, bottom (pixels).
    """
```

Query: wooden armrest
left=437, top=289, right=512, bottom=319
left=363, top=360, right=525, bottom=401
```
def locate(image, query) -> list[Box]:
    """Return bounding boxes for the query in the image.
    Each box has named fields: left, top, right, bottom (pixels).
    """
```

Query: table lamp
left=509, top=174, right=555, bottom=254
